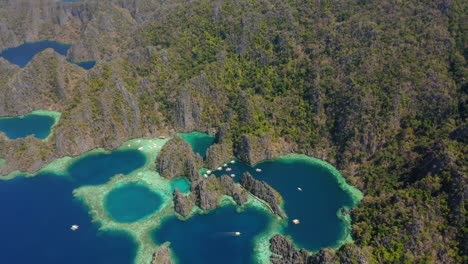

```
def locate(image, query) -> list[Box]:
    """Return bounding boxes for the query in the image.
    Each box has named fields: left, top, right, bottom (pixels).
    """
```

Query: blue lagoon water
left=179, top=132, right=215, bottom=158
left=67, top=149, right=146, bottom=185
left=0, top=174, right=137, bottom=264
left=170, top=177, right=191, bottom=194
left=0, top=148, right=148, bottom=263
left=0, top=40, right=95, bottom=69
left=105, top=183, right=163, bottom=223
left=0, top=113, right=56, bottom=139
left=153, top=205, right=270, bottom=264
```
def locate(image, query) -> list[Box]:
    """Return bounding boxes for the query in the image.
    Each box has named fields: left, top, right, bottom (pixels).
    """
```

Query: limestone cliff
left=150, top=245, right=172, bottom=264
left=240, top=172, right=285, bottom=218
left=156, top=136, right=202, bottom=181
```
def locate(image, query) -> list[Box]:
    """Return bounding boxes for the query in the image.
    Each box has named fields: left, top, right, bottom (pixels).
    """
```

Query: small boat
left=292, top=219, right=300, bottom=224
left=230, top=160, right=235, bottom=164
left=255, top=168, right=262, bottom=172
left=230, top=174, right=235, bottom=177
left=217, top=167, right=222, bottom=170
left=223, top=164, right=228, bottom=167
left=70, top=225, right=79, bottom=231
left=206, top=170, right=212, bottom=174
left=297, top=187, right=302, bottom=191
left=226, top=168, right=232, bottom=172
left=203, top=174, right=208, bottom=178
left=138, top=147, right=144, bottom=151
left=235, top=232, right=241, bottom=236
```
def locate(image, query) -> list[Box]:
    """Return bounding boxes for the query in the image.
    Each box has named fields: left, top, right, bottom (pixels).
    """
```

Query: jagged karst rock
left=205, top=123, right=234, bottom=168
left=270, top=234, right=309, bottom=264
left=308, top=248, right=338, bottom=264
left=150, top=245, right=172, bottom=264
left=173, top=188, right=194, bottom=217
left=193, top=175, right=224, bottom=210
left=172, top=175, right=248, bottom=216
left=156, top=136, right=202, bottom=181
left=235, top=134, right=280, bottom=165
left=219, top=175, right=248, bottom=205
left=240, top=172, right=285, bottom=218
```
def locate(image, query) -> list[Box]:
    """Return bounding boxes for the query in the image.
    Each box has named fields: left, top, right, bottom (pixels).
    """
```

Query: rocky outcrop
left=156, top=136, right=202, bottom=181
left=235, top=134, right=288, bottom=165
left=173, top=188, right=194, bottom=217
left=270, top=234, right=309, bottom=264
left=150, top=245, right=172, bottom=264
left=205, top=123, right=234, bottom=168
left=308, top=248, right=338, bottom=264
left=172, top=175, right=248, bottom=217
left=240, top=172, right=285, bottom=218
left=219, top=175, right=248, bottom=205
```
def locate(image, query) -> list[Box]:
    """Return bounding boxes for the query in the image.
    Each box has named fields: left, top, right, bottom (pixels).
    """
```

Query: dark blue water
left=153, top=205, right=270, bottom=264
left=212, top=158, right=355, bottom=250
left=105, top=183, right=163, bottom=223
left=0, top=113, right=55, bottom=139
left=67, top=150, right=146, bottom=185
left=255, top=157, right=354, bottom=250
left=69, top=60, right=96, bottom=70
left=179, top=132, right=215, bottom=158
left=0, top=174, right=137, bottom=264
left=0, top=41, right=95, bottom=69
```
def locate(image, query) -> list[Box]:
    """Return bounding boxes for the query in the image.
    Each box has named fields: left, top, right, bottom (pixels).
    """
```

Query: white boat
left=292, top=219, right=300, bottom=224
left=230, top=160, right=235, bottom=164
left=138, top=147, right=144, bottom=151
left=70, top=225, right=79, bottom=231
left=230, top=174, right=235, bottom=177
left=297, top=187, right=302, bottom=191
left=223, top=164, right=228, bottom=167
left=206, top=170, right=212, bottom=174
left=217, top=167, right=222, bottom=170
left=203, top=174, right=208, bottom=178
left=226, top=168, right=232, bottom=172
left=255, top=168, right=262, bottom=172
left=235, top=232, right=241, bottom=236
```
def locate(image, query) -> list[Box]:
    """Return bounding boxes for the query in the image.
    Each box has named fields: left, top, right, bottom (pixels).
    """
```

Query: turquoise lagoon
left=0, top=40, right=95, bottom=69
left=178, top=132, right=215, bottom=158
left=0, top=110, right=60, bottom=140
left=104, top=183, right=163, bottom=223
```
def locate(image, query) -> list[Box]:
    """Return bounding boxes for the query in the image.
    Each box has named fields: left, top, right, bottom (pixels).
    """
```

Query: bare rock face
left=156, top=136, right=202, bottom=181
left=235, top=134, right=278, bottom=165
left=172, top=175, right=248, bottom=217
left=173, top=188, right=194, bottom=217
left=150, top=245, right=172, bottom=264
left=240, top=172, right=285, bottom=218
left=219, top=175, right=248, bottom=205
left=270, top=234, right=309, bottom=264
left=205, top=123, right=234, bottom=168
left=193, top=175, right=224, bottom=210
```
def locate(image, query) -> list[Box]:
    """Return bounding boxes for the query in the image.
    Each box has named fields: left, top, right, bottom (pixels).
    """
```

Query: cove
left=104, top=183, right=163, bottom=223
left=213, top=155, right=361, bottom=251
left=0, top=40, right=95, bottom=69
left=170, top=177, right=191, bottom=194
left=0, top=110, right=60, bottom=140
left=0, top=173, right=137, bottom=264
left=153, top=205, right=271, bottom=264
left=67, top=149, right=146, bottom=185
left=179, top=132, right=215, bottom=158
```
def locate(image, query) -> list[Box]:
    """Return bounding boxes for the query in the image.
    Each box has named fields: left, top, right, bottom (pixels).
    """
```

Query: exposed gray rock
left=240, top=172, right=285, bottom=218
left=270, top=234, right=309, bottom=264
left=173, top=188, right=194, bottom=217
left=308, top=248, right=338, bottom=264
left=235, top=134, right=276, bottom=165
left=150, top=245, right=172, bottom=264
left=219, top=175, right=248, bottom=205
left=156, top=136, right=202, bottom=181
left=193, top=175, right=224, bottom=210
left=205, top=123, right=234, bottom=168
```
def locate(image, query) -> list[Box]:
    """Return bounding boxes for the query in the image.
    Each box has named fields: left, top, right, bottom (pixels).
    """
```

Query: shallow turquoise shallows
left=170, top=177, right=191, bottom=194
left=67, top=149, right=147, bottom=185
left=0, top=113, right=56, bottom=139
left=0, top=40, right=95, bottom=69
left=179, top=132, right=215, bottom=158
left=105, top=183, right=163, bottom=223
left=153, top=205, right=270, bottom=264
